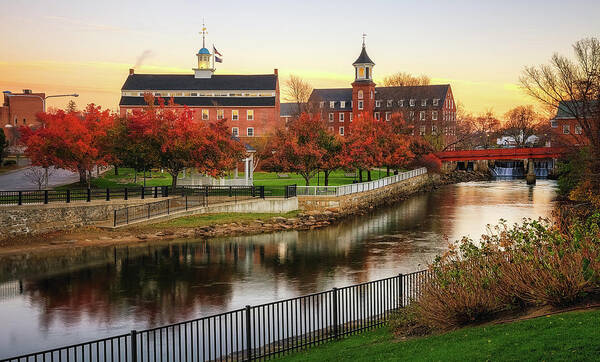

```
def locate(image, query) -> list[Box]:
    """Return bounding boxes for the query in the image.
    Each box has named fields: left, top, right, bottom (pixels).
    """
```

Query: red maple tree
left=125, top=96, right=245, bottom=188
left=20, top=104, right=115, bottom=185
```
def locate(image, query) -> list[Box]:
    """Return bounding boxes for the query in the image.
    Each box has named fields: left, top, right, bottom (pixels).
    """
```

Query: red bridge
left=434, top=147, right=568, bottom=162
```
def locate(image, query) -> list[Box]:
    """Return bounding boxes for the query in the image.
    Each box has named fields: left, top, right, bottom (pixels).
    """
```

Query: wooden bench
left=277, top=173, right=290, bottom=178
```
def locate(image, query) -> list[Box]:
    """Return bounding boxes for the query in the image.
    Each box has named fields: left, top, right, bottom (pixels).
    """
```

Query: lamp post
left=4, top=92, right=79, bottom=187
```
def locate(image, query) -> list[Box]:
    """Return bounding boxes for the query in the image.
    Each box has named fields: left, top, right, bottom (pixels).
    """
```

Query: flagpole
left=212, top=44, right=215, bottom=70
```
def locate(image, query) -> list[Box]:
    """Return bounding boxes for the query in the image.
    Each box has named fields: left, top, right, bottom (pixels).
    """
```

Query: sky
left=1, top=0, right=599, bottom=115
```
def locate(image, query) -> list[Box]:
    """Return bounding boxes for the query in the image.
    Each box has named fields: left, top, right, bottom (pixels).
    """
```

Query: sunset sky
left=1, top=0, right=599, bottom=115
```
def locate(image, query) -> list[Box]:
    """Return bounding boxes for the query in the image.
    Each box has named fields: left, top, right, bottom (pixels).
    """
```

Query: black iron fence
left=1, top=270, right=432, bottom=362
left=1, top=185, right=297, bottom=207
left=0, top=186, right=170, bottom=206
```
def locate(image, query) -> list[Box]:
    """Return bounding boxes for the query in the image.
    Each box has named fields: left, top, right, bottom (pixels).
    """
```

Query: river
left=0, top=179, right=557, bottom=358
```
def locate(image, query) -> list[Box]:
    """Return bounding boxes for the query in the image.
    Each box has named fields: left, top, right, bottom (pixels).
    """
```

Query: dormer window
left=399, top=99, right=404, bottom=107
left=410, top=99, right=415, bottom=107
left=433, top=98, right=439, bottom=106
left=330, top=101, right=335, bottom=108
left=387, top=100, right=393, bottom=107
left=340, top=101, right=346, bottom=108
left=375, top=100, right=381, bottom=107
left=320, top=101, right=324, bottom=108
left=422, top=99, right=427, bottom=106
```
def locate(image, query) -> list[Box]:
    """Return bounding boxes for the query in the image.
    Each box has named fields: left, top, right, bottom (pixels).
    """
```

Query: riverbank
left=0, top=171, right=491, bottom=259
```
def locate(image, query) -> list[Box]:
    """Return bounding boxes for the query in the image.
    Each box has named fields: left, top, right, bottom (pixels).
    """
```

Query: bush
left=389, top=303, right=431, bottom=338
left=414, top=214, right=600, bottom=329
left=556, top=148, right=589, bottom=197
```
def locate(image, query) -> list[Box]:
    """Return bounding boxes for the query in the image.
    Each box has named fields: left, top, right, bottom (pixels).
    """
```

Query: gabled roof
left=553, top=100, right=599, bottom=119
left=309, top=88, right=353, bottom=102
left=353, top=46, right=374, bottom=65
left=280, top=102, right=301, bottom=116
left=119, top=96, right=275, bottom=107
left=121, top=74, right=277, bottom=91
left=375, top=84, right=450, bottom=103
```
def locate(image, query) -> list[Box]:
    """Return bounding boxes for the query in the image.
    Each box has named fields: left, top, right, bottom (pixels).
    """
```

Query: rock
left=136, top=235, right=148, bottom=240
left=262, top=223, right=273, bottom=228
left=99, top=236, right=112, bottom=240
left=271, top=216, right=287, bottom=223
left=325, top=207, right=340, bottom=213
left=308, top=216, right=316, bottom=221
left=286, top=218, right=299, bottom=224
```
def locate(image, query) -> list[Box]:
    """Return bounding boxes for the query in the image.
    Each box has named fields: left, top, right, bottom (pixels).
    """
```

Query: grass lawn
left=57, top=168, right=173, bottom=189
left=138, top=211, right=300, bottom=229
left=253, top=169, right=390, bottom=187
left=280, top=309, right=600, bottom=361
left=57, top=168, right=393, bottom=189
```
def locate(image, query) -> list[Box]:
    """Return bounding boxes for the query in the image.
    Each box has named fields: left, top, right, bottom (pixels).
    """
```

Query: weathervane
left=200, top=19, right=207, bottom=48
left=362, top=33, right=367, bottom=47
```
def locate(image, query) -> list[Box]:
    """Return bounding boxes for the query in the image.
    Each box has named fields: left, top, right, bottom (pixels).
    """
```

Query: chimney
left=129, top=68, right=135, bottom=75
left=274, top=68, right=278, bottom=76
left=23, top=89, right=32, bottom=94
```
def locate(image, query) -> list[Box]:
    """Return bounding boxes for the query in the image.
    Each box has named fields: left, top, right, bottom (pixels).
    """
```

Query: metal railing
left=295, top=168, right=428, bottom=197
left=0, top=186, right=170, bottom=206
left=113, top=185, right=297, bottom=226
left=1, top=270, right=431, bottom=362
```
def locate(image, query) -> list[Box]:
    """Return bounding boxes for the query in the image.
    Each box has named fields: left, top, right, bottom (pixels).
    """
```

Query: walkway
left=0, top=166, right=80, bottom=190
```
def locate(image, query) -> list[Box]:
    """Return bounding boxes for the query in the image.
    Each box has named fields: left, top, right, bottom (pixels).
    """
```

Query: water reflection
left=0, top=179, right=557, bottom=357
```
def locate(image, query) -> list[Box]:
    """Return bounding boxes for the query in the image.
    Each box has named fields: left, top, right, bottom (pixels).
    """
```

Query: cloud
left=42, top=15, right=127, bottom=33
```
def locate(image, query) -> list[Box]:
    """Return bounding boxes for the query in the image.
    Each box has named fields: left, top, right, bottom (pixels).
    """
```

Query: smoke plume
left=134, top=50, right=154, bottom=69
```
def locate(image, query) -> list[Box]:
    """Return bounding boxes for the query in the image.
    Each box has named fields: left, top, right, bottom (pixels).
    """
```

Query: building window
left=410, top=99, right=415, bottom=107
left=433, top=98, right=439, bottom=106
left=432, top=111, right=438, bottom=120
left=399, top=99, right=404, bottom=107
left=370, top=91, right=374, bottom=99
left=320, top=101, right=324, bottom=108
left=202, top=109, right=209, bottom=120
left=409, top=111, right=415, bottom=120
left=329, top=113, right=334, bottom=122
left=358, top=100, right=364, bottom=110
left=550, top=120, right=558, bottom=128
left=374, top=112, right=380, bottom=120
left=375, top=100, right=381, bottom=107
left=339, top=126, right=344, bottom=136
left=420, top=125, right=426, bottom=136
left=339, top=113, right=345, bottom=122
left=247, top=127, right=254, bottom=137
left=190, top=92, right=198, bottom=97
left=247, top=110, right=254, bottom=120
left=387, top=100, right=393, bottom=107
left=385, top=112, right=391, bottom=121
left=421, top=99, right=427, bottom=106
left=575, top=125, right=583, bottom=134
left=126, top=109, right=133, bottom=118
left=232, top=127, right=239, bottom=137
left=340, top=101, right=346, bottom=108
left=330, top=101, right=335, bottom=108
left=420, top=111, right=426, bottom=120
left=563, top=125, right=570, bottom=134
left=217, top=109, right=224, bottom=120
left=328, top=126, right=334, bottom=132
left=232, top=110, right=239, bottom=120
left=350, top=113, right=353, bottom=122
left=432, top=125, right=438, bottom=135
left=358, top=90, right=363, bottom=99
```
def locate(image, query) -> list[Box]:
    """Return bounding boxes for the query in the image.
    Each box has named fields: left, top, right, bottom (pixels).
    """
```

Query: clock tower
left=352, top=35, right=376, bottom=119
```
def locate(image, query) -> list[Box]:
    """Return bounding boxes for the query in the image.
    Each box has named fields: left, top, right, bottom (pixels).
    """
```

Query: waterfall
left=491, top=161, right=524, bottom=177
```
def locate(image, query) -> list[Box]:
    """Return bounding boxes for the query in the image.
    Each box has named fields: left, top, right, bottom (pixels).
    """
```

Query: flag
left=213, top=45, right=223, bottom=56
left=215, top=56, right=223, bottom=63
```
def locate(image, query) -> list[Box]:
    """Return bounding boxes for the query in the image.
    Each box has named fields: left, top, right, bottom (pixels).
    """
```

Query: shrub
left=414, top=214, right=600, bottom=329
left=389, top=303, right=431, bottom=338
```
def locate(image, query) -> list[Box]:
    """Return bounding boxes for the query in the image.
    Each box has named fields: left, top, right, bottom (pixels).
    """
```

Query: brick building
left=308, top=42, right=457, bottom=143
left=1, top=90, right=45, bottom=146
left=549, top=100, right=594, bottom=147
left=119, top=29, right=280, bottom=141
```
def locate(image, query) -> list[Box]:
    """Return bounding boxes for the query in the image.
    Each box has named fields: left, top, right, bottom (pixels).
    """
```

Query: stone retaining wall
left=298, top=173, right=434, bottom=215
left=0, top=199, right=161, bottom=239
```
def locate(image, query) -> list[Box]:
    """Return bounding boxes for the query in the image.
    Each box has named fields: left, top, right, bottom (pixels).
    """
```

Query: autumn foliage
left=21, top=104, right=115, bottom=185
left=20, top=97, right=245, bottom=188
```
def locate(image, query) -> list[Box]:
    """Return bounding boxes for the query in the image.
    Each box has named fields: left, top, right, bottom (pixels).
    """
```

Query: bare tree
left=24, top=166, right=55, bottom=190
left=66, top=100, right=77, bottom=113
left=283, top=75, right=313, bottom=116
left=501, top=105, right=548, bottom=147
left=382, top=72, right=431, bottom=87
left=520, top=37, right=600, bottom=194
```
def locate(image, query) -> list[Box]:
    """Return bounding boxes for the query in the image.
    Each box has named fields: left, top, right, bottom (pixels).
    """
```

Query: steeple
left=353, top=34, right=375, bottom=82
left=194, top=21, right=214, bottom=78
